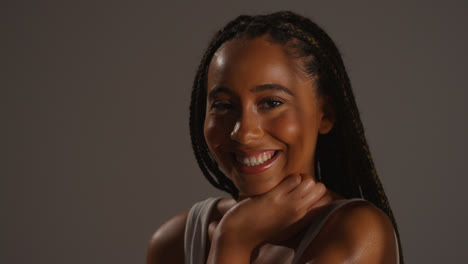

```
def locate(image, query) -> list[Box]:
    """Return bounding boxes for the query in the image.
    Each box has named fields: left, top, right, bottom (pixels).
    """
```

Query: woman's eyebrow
left=250, top=84, right=294, bottom=95
left=208, top=86, right=232, bottom=98
left=208, top=84, right=294, bottom=98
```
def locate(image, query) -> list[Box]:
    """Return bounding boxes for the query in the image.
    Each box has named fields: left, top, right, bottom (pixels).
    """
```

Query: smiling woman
left=147, top=11, right=403, bottom=264
left=204, top=36, right=332, bottom=197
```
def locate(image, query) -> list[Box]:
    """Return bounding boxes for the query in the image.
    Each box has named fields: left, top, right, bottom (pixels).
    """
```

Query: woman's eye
left=211, top=101, right=232, bottom=111
left=259, top=98, right=284, bottom=109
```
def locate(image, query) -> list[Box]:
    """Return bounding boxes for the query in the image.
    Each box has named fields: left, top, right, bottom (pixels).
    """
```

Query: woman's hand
left=207, top=173, right=328, bottom=263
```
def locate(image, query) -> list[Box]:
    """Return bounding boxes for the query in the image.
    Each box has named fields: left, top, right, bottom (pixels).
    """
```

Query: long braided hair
left=189, top=11, right=403, bottom=263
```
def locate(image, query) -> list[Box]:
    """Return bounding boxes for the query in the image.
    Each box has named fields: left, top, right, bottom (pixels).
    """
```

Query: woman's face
left=204, top=36, right=333, bottom=197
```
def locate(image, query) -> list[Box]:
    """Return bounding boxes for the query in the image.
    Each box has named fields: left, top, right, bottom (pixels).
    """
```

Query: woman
left=147, top=11, right=403, bottom=263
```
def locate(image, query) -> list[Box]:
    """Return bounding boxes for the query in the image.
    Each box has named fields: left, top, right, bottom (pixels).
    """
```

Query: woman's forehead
left=207, top=37, right=303, bottom=88
left=211, top=36, right=288, bottom=66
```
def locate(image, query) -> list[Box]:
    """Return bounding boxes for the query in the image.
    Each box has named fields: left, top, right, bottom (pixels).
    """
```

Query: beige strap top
left=184, top=197, right=399, bottom=264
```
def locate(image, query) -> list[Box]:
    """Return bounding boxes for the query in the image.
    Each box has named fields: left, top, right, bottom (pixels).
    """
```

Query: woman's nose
left=230, top=112, right=263, bottom=144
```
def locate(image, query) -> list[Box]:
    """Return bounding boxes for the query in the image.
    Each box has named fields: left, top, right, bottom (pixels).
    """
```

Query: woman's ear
left=319, top=96, right=335, bottom=134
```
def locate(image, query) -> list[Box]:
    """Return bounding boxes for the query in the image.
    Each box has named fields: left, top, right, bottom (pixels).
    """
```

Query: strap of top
left=292, top=198, right=400, bottom=264
left=184, top=197, right=222, bottom=264
left=291, top=198, right=366, bottom=264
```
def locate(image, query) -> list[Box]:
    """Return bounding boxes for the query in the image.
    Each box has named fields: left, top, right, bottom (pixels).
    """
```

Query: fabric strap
left=184, top=197, right=222, bottom=264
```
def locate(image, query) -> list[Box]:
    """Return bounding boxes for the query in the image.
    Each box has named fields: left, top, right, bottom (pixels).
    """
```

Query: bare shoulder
left=146, top=211, right=188, bottom=264
left=300, top=200, right=398, bottom=264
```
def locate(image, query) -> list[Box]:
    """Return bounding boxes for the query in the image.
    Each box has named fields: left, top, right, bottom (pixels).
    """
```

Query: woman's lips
left=232, top=150, right=280, bottom=174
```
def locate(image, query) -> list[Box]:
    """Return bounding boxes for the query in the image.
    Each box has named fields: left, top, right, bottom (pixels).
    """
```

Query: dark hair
left=189, top=11, right=403, bottom=263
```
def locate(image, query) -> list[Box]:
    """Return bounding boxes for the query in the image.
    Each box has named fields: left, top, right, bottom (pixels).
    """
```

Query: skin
left=203, top=36, right=332, bottom=197
left=147, top=36, right=398, bottom=263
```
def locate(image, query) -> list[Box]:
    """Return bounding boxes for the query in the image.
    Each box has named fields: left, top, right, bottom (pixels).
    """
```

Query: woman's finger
left=270, top=174, right=302, bottom=196
left=288, top=174, right=315, bottom=199
left=299, top=182, right=327, bottom=210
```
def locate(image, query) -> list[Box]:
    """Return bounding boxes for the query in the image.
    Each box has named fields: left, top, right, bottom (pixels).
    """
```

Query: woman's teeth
left=236, top=152, right=275, bottom=166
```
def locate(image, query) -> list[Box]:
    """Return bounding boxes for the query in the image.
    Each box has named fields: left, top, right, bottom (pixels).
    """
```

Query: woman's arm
left=146, top=211, right=188, bottom=264
left=207, top=174, right=328, bottom=264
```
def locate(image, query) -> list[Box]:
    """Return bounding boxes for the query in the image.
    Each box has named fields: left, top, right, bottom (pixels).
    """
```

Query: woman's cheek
left=269, top=109, right=302, bottom=143
left=204, top=115, right=235, bottom=161
left=204, top=117, right=223, bottom=150
left=268, top=108, right=317, bottom=175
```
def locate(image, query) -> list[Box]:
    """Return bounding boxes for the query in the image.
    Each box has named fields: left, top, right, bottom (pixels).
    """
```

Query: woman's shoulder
left=146, top=197, right=228, bottom=264
left=146, top=211, right=188, bottom=264
left=299, top=199, right=398, bottom=263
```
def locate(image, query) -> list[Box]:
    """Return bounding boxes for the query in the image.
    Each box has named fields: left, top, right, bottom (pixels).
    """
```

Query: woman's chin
left=237, top=184, right=276, bottom=199
left=231, top=172, right=285, bottom=198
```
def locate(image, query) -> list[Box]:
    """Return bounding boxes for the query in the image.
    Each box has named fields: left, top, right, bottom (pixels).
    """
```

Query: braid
left=189, top=11, right=403, bottom=262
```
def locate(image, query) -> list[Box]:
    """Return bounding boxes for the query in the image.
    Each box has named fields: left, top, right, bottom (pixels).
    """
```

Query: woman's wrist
left=216, top=217, right=259, bottom=249
left=207, top=219, right=259, bottom=264
left=207, top=228, right=254, bottom=264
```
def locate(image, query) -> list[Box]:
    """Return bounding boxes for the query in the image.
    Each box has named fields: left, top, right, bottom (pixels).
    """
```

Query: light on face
left=214, top=53, right=226, bottom=68
left=230, top=121, right=241, bottom=138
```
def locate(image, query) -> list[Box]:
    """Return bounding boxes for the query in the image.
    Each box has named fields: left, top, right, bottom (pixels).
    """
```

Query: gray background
left=3, top=0, right=467, bottom=263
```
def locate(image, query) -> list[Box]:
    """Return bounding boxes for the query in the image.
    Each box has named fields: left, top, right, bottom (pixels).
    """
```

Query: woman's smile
left=203, top=36, right=334, bottom=197
left=233, top=149, right=277, bottom=167
left=232, top=150, right=280, bottom=174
